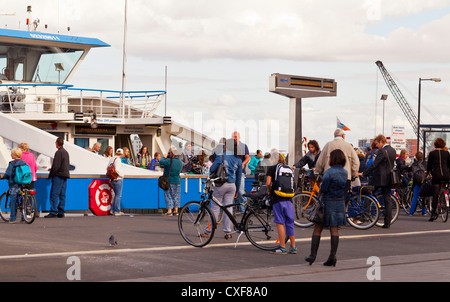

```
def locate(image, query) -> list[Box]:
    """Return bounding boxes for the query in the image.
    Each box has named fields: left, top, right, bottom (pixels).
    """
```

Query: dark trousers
left=379, top=186, right=392, bottom=226
left=49, top=176, right=67, bottom=214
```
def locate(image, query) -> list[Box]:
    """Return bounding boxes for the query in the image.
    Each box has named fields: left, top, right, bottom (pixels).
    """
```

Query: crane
left=375, top=60, right=423, bottom=145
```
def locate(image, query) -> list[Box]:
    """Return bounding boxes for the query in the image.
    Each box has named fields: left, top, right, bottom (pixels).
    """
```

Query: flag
left=337, top=117, right=350, bottom=131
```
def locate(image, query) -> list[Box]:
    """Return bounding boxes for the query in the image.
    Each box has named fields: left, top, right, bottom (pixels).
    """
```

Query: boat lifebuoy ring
left=89, top=179, right=115, bottom=216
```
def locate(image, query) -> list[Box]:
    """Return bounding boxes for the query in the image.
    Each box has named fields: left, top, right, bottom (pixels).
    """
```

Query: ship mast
left=121, top=0, right=128, bottom=117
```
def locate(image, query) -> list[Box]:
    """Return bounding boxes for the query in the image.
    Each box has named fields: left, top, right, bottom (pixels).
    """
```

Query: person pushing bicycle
left=0, top=148, right=29, bottom=223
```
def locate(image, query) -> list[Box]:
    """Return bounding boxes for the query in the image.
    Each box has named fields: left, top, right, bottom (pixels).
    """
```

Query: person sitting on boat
left=121, top=147, right=134, bottom=166
left=136, top=146, right=151, bottom=169
left=149, top=152, right=161, bottom=171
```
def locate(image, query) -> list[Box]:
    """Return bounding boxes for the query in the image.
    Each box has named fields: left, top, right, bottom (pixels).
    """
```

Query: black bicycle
left=0, top=186, right=38, bottom=224
left=178, top=177, right=286, bottom=251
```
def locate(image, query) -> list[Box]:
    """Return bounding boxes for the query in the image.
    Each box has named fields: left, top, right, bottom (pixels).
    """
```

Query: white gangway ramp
left=0, top=112, right=159, bottom=176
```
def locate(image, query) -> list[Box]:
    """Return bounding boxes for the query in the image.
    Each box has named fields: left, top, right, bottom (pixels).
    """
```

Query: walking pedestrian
left=109, top=148, right=125, bottom=216
left=305, top=149, right=347, bottom=266
left=207, top=139, right=243, bottom=239
left=45, top=137, right=70, bottom=218
left=359, top=134, right=396, bottom=228
left=0, top=148, right=29, bottom=223
left=267, top=153, right=296, bottom=255
left=160, top=147, right=183, bottom=216
left=427, top=138, right=450, bottom=221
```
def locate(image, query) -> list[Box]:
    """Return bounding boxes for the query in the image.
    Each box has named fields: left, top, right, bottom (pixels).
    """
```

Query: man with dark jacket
left=360, top=134, right=396, bottom=228
left=45, top=137, right=70, bottom=218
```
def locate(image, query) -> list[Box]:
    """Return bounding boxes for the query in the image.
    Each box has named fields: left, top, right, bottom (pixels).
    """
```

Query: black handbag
left=307, top=201, right=324, bottom=224
left=419, top=178, right=433, bottom=197
left=158, top=158, right=172, bottom=191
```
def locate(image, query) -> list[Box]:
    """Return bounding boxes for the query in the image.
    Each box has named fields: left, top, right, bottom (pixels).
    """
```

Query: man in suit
left=360, top=134, right=397, bottom=228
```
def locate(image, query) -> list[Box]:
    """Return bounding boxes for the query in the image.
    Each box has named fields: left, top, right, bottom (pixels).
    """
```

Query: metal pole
left=121, top=0, right=128, bottom=118
left=417, top=78, right=421, bottom=152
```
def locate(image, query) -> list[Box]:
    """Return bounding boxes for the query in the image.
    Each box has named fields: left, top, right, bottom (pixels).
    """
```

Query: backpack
left=106, top=158, right=119, bottom=180
left=210, top=154, right=227, bottom=186
left=365, top=153, right=375, bottom=168
left=14, top=164, right=32, bottom=184
left=272, top=164, right=295, bottom=198
left=412, top=160, right=426, bottom=184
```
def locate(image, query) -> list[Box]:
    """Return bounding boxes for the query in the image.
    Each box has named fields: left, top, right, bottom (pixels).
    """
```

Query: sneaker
left=288, top=246, right=297, bottom=254
left=270, top=246, right=287, bottom=255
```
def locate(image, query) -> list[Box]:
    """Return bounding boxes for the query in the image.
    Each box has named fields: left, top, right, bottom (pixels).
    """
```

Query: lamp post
left=380, top=94, right=388, bottom=135
left=418, top=77, right=441, bottom=152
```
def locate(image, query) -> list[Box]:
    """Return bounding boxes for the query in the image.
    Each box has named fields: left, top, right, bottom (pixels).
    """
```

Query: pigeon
left=109, top=234, right=118, bottom=247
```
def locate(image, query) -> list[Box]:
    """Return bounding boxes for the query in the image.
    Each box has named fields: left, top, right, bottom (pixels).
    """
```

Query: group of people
left=0, top=137, right=70, bottom=222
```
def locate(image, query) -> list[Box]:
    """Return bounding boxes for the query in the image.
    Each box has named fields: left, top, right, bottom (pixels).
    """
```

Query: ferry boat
left=0, top=27, right=217, bottom=215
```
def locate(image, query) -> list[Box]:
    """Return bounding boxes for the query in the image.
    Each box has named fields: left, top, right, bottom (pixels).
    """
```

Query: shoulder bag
left=385, top=148, right=402, bottom=188
left=158, top=158, right=172, bottom=191
left=307, top=200, right=324, bottom=224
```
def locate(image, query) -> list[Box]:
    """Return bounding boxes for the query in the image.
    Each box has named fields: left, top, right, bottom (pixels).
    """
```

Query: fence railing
left=0, top=83, right=166, bottom=119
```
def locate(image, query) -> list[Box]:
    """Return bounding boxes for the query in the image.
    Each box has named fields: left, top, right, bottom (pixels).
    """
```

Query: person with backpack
left=19, top=142, right=37, bottom=189
left=305, top=149, right=347, bottom=266
left=408, top=151, right=427, bottom=216
left=266, top=153, right=296, bottom=255
left=46, top=137, right=70, bottom=218
left=108, top=148, right=125, bottom=216
left=159, top=147, right=183, bottom=216
left=207, top=139, right=242, bottom=239
left=1, top=148, right=31, bottom=223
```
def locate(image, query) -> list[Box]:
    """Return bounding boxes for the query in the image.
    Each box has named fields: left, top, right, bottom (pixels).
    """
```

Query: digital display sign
left=270, top=73, right=337, bottom=98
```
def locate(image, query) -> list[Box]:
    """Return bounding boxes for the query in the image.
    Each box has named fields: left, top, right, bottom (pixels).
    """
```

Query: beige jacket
left=315, top=137, right=360, bottom=180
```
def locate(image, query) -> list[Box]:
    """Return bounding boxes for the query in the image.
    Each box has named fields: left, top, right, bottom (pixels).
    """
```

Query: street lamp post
left=418, top=77, right=441, bottom=152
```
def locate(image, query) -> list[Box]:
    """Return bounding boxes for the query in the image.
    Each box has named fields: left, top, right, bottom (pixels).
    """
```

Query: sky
left=3, top=0, right=450, bottom=154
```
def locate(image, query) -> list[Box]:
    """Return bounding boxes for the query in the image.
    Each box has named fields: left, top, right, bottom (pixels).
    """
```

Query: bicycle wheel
left=346, top=194, right=379, bottom=230
left=178, top=201, right=216, bottom=247
left=0, top=192, right=10, bottom=222
left=292, top=193, right=317, bottom=228
left=400, top=186, right=413, bottom=215
left=375, top=193, right=400, bottom=227
left=22, top=194, right=37, bottom=224
left=244, top=208, right=287, bottom=251
left=438, top=194, right=448, bottom=222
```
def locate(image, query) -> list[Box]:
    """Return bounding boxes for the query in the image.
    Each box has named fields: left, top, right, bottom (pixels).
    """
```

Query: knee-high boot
left=305, top=235, right=320, bottom=265
left=323, top=236, right=338, bottom=266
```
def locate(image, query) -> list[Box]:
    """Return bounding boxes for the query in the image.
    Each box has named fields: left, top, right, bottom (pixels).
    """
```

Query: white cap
left=116, top=148, right=123, bottom=154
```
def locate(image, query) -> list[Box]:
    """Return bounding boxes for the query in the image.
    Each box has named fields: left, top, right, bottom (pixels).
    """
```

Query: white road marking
left=0, top=229, right=449, bottom=260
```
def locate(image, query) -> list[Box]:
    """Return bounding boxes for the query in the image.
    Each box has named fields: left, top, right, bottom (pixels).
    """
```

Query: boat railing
left=0, top=83, right=166, bottom=119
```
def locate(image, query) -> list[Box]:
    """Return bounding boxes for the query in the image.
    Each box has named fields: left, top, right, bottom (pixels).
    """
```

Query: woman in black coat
left=426, top=138, right=450, bottom=221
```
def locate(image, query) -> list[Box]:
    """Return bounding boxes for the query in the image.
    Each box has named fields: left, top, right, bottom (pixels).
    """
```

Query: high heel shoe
left=323, top=257, right=337, bottom=267
left=305, top=255, right=316, bottom=265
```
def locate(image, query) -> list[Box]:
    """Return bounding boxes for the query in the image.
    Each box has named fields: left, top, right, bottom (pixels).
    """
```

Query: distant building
left=358, top=138, right=373, bottom=150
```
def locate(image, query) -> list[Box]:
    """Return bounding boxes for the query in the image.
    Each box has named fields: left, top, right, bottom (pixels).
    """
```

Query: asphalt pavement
left=0, top=210, right=450, bottom=285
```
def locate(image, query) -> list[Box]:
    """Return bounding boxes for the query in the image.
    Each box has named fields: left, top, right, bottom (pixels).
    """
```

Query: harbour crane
left=375, top=60, right=423, bottom=145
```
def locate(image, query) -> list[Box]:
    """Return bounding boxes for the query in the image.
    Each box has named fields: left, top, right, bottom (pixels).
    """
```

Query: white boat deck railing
left=0, top=83, right=166, bottom=119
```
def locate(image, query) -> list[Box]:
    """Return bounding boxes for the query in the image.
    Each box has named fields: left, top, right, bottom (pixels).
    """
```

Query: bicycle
left=292, top=170, right=321, bottom=228
left=0, top=186, right=38, bottom=224
left=373, top=189, right=400, bottom=227
left=292, top=173, right=380, bottom=230
left=178, top=177, right=287, bottom=251
left=434, top=181, right=449, bottom=222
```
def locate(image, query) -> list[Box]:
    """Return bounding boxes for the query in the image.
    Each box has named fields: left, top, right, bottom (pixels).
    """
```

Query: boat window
left=0, top=42, right=84, bottom=83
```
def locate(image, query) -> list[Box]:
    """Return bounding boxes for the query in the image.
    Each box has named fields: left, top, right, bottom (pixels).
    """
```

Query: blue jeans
left=410, top=184, right=426, bottom=215
left=110, top=179, right=123, bottom=213
left=49, top=176, right=67, bottom=214
left=8, top=185, right=20, bottom=221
